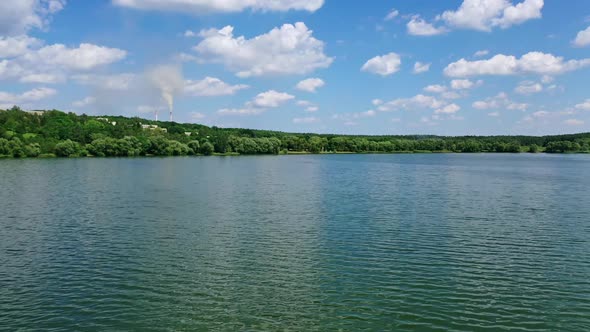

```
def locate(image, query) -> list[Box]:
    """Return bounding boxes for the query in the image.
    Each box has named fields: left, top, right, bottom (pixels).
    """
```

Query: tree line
left=1, top=107, right=589, bottom=158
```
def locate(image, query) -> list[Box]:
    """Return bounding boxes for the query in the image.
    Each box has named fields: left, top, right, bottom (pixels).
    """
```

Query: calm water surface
left=1, top=154, right=589, bottom=331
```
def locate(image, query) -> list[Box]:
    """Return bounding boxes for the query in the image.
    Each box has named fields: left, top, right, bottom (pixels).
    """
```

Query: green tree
left=187, top=141, right=200, bottom=155
left=201, top=141, right=214, bottom=155
left=54, top=140, right=81, bottom=157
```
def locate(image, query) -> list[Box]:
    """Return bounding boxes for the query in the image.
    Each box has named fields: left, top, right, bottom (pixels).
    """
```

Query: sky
left=0, top=0, right=589, bottom=136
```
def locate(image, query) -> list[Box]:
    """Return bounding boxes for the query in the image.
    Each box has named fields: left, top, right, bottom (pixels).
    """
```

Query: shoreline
left=1, top=150, right=588, bottom=159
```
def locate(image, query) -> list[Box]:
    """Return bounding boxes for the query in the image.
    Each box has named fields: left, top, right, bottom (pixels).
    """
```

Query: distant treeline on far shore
left=1, top=107, right=589, bottom=158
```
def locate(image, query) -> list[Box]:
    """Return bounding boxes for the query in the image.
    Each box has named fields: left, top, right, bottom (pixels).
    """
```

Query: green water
left=1, top=154, right=589, bottom=331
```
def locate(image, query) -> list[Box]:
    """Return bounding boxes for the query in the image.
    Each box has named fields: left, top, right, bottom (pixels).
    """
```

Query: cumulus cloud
left=424, top=84, right=447, bottom=93
left=293, top=116, right=320, bottom=124
left=573, top=26, right=590, bottom=47
left=297, top=100, right=319, bottom=112
left=249, top=90, right=294, bottom=108
left=450, top=79, right=481, bottom=89
left=413, top=62, right=431, bottom=74
left=474, top=50, right=490, bottom=57
left=406, top=0, right=543, bottom=37
left=515, top=81, right=543, bottom=94
left=184, top=77, right=249, bottom=96
left=219, top=90, right=294, bottom=116
left=361, top=52, right=401, bottom=76
left=377, top=94, right=446, bottom=112
left=0, top=35, right=41, bottom=58
left=0, top=43, right=127, bottom=83
left=296, top=78, right=325, bottom=92
left=444, top=52, right=590, bottom=77
left=0, top=0, right=66, bottom=35
left=0, top=87, right=56, bottom=108
left=385, top=9, right=399, bottom=21
left=440, top=0, right=543, bottom=31
left=113, top=0, right=324, bottom=13
left=575, top=99, right=590, bottom=110
left=193, top=22, right=333, bottom=77
left=472, top=92, right=528, bottom=110
left=434, top=103, right=461, bottom=114
left=407, top=16, right=446, bottom=36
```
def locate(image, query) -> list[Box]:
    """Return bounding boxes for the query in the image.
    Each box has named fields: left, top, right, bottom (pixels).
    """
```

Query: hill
left=1, top=107, right=589, bottom=157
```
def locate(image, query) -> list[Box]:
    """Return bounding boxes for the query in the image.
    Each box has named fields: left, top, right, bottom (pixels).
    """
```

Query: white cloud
left=573, top=26, right=590, bottom=47
left=184, top=30, right=197, bottom=37
left=488, top=111, right=500, bottom=117
left=248, top=90, right=294, bottom=108
left=361, top=52, right=401, bottom=76
left=293, top=116, right=320, bottom=124
left=184, top=77, right=249, bottom=96
left=0, top=43, right=127, bottom=83
left=113, top=0, right=324, bottom=13
left=218, top=90, right=294, bottom=116
left=413, top=62, right=431, bottom=74
left=541, top=75, right=554, bottom=84
left=444, top=52, right=590, bottom=77
left=0, top=0, right=66, bottom=35
left=194, top=22, right=333, bottom=77
left=0, top=35, right=41, bottom=58
left=440, top=0, right=543, bottom=31
left=296, top=78, right=325, bottom=92
left=25, top=43, right=127, bottom=71
left=450, top=79, right=480, bottom=89
left=385, top=9, right=399, bottom=21
left=515, top=81, right=543, bottom=94
left=72, top=96, right=96, bottom=108
left=371, top=99, right=383, bottom=106
left=472, top=92, right=528, bottom=110
left=575, top=99, right=590, bottom=110
left=474, top=50, right=489, bottom=57
left=377, top=94, right=446, bottom=112
left=434, top=103, right=461, bottom=114
left=507, top=102, right=528, bottom=111
left=72, top=73, right=136, bottom=90
left=407, top=16, right=446, bottom=36
left=0, top=87, right=56, bottom=108
left=424, top=84, right=447, bottom=93
left=441, top=91, right=463, bottom=100
left=298, top=101, right=320, bottom=112
left=564, top=119, right=584, bottom=126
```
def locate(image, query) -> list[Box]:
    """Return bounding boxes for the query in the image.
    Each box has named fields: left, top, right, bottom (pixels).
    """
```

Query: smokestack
left=147, top=65, right=183, bottom=124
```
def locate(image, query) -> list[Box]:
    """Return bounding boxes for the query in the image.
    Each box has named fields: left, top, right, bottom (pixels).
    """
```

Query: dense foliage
left=1, top=107, right=589, bottom=158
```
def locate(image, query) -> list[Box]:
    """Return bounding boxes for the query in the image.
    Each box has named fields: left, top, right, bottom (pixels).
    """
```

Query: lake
left=1, top=154, right=589, bottom=331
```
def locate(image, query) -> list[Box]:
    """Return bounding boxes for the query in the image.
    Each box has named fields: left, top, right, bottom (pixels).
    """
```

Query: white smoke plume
left=147, top=64, right=184, bottom=121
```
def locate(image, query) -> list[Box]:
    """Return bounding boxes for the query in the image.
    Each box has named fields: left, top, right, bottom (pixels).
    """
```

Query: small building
left=28, top=111, right=45, bottom=116
left=184, top=132, right=192, bottom=136
left=140, top=123, right=167, bottom=133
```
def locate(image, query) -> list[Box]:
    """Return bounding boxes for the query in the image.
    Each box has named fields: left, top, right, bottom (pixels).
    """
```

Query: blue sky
left=1, top=0, right=589, bottom=135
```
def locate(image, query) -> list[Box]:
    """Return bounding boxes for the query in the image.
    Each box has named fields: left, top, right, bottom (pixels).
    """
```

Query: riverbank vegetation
left=1, top=107, right=590, bottom=158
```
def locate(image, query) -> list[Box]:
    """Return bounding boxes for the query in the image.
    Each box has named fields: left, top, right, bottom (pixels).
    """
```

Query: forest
left=1, top=107, right=589, bottom=158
